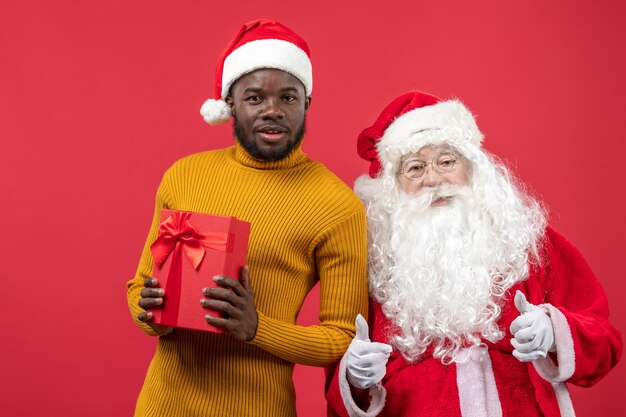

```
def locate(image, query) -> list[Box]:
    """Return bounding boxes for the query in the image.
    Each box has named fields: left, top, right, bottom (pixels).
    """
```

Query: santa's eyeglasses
left=399, top=152, right=460, bottom=181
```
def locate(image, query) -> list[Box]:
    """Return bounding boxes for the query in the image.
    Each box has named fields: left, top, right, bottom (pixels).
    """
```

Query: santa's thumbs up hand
left=514, top=290, right=534, bottom=314
left=355, top=314, right=370, bottom=341
left=510, top=290, right=555, bottom=362
left=346, top=314, right=392, bottom=389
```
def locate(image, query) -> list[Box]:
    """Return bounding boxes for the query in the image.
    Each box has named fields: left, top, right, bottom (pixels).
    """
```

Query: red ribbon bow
left=149, top=211, right=232, bottom=326
left=150, top=211, right=231, bottom=269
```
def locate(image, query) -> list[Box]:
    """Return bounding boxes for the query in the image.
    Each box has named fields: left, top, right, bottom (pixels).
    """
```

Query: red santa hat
left=200, top=19, right=313, bottom=125
left=357, top=90, right=484, bottom=179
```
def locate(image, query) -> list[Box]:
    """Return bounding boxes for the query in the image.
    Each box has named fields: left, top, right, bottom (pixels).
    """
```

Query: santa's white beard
left=367, top=180, right=544, bottom=364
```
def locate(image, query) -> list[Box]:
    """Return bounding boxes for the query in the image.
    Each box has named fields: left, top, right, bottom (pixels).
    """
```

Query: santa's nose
left=421, top=166, right=444, bottom=187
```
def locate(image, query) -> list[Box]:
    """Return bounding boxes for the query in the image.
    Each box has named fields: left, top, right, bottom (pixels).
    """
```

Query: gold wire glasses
left=399, top=152, right=460, bottom=181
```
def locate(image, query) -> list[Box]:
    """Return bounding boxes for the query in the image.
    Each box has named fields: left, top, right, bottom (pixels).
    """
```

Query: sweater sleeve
left=126, top=169, right=175, bottom=337
left=249, top=209, right=369, bottom=367
left=532, top=226, right=622, bottom=387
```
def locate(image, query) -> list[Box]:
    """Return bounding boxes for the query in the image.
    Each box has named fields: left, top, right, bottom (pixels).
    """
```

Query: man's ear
left=305, top=96, right=312, bottom=111
left=225, top=95, right=234, bottom=109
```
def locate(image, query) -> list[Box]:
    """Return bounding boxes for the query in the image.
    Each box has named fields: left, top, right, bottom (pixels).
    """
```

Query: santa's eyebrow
left=401, top=156, right=425, bottom=164
left=401, top=148, right=460, bottom=163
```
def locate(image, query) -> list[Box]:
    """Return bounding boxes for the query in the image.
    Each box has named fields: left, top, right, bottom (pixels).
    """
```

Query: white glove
left=510, top=290, right=555, bottom=362
left=345, top=314, right=393, bottom=389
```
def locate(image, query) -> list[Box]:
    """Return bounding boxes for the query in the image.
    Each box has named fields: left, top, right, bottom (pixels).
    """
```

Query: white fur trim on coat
left=221, top=38, right=312, bottom=98
left=532, top=304, right=577, bottom=417
left=455, top=346, right=503, bottom=417
left=338, top=353, right=387, bottom=417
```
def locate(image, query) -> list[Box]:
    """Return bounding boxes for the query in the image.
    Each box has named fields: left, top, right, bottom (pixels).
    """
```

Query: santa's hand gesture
left=510, top=290, right=555, bottom=362
left=345, top=314, right=392, bottom=389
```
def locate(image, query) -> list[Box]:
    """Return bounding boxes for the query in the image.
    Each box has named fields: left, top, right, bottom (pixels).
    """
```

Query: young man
left=326, top=91, right=622, bottom=417
left=127, top=19, right=368, bottom=417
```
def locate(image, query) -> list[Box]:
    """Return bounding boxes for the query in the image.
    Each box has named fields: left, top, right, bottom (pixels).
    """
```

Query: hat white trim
left=221, top=39, right=313, bottom=98
left=376, top=100, right=484, bottom=172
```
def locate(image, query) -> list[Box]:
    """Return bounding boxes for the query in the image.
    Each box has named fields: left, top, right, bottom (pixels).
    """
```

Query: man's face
left=226, top=69, right=311, bottom=162
left=397, top=144, right=470, bottom=204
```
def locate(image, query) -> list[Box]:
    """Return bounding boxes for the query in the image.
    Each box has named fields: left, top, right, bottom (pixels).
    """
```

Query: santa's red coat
left=326, top=227, right=622, bottom=417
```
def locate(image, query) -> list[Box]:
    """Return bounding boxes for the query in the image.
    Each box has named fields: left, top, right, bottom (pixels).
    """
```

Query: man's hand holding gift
left=201, top=265, right=259, bottom=342
left=138, top=277, right=173, bottom=335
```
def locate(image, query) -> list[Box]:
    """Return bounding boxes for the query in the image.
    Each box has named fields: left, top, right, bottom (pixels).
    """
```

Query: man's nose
left=261, top=98, right=284, bottom=119
left=421, top=166, right=443, bottom=187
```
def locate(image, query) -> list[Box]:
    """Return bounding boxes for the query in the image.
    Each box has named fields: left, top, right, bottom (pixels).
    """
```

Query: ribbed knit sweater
left=127, top=144, right=368, bottom=417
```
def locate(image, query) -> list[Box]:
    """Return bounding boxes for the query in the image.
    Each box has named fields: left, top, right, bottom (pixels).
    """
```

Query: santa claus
left=325, top=91, right=622, bottom=417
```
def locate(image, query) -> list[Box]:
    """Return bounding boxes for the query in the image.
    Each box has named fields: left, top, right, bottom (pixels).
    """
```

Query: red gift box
left=149, top=209, right=250, bottom=332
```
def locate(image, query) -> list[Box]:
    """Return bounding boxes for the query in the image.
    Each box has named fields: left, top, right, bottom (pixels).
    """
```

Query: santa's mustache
left=402, top=183, right=469, bottom=210
left=421, top=183, right=464, bottom=198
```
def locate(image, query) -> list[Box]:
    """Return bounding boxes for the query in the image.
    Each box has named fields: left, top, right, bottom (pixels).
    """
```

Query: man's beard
left=366, top=180, right=544, bottom=364
left=234, top=118, right=306, bottom=162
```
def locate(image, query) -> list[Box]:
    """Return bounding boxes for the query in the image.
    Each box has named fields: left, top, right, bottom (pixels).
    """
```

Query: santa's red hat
left=200, top=19, right=313, bottom=125
left=357, top=90, right=484, bottom=179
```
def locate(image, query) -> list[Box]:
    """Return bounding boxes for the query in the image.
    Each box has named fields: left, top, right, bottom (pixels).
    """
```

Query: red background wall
left=1, top=1, right=624, bottom=416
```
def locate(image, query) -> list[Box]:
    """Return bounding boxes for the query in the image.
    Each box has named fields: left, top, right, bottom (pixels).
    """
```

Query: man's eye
left=246, top=96, right=262, bottom=103
left=407, top=164, right=425, bottom=173
left=282, top=95, right=296, bottom=102
left=439, top=158, right=456, bottom=167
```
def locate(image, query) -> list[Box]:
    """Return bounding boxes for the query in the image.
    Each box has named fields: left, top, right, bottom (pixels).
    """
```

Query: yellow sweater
left=127, top=144, right=368, bottom=417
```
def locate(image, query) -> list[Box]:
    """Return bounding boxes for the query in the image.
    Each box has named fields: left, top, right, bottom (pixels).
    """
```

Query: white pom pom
left=199, top=99, right=231, bottom=125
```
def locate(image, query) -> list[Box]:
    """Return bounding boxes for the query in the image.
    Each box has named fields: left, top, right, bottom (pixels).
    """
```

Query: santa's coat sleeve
left=531, top=226, right=622, bottom=388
